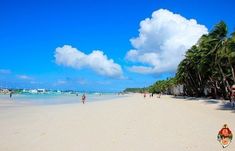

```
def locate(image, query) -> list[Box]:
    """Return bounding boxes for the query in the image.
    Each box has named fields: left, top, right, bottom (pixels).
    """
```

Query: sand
left=0, top=94, right=234, bottom=151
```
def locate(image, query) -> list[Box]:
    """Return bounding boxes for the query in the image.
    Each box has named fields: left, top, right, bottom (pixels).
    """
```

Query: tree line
left=123, top=88, right=148, bottom=93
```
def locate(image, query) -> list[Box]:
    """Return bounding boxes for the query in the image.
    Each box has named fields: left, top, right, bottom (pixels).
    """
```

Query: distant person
left=230, top=85, right=235, bottom=108
left=144, top=93, right=146, bottom=98
left=81, top=94, right=86, bottom=104
left=9, top=91, right=13, bottom=98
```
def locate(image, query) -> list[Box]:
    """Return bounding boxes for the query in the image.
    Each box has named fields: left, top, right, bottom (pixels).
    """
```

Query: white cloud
left=126, top=9, right=208, bottom=74
left=0, top=69, right=11, bottom=74
left=57, top=80, right=67, bottom=85
left=55, top=45, right=123, bottom=78
left=17, top=75, right=32, bottom=80
left=128, top=66, right=154, bottom=74
left=77, top=79, right=88, bottom=85
left=54, top=80, right=67, bottom=86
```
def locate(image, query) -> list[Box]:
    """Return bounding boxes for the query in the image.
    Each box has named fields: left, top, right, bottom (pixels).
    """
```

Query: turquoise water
left=0, top=93, right=126, bottom=105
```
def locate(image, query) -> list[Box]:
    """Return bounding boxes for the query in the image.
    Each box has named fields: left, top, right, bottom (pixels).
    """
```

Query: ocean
left=0, top=93, right=126, bottom=105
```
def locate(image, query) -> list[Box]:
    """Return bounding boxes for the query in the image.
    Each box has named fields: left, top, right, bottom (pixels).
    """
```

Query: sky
left=0, top=0, right=235, bottom=92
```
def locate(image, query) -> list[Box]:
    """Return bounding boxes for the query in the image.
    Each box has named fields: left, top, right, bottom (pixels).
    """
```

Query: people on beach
left=230, top=85, right=235, bottom=108
left=81, top=94, right=86, bottom=104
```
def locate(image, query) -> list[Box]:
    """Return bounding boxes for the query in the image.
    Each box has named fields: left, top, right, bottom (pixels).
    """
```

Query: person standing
left=9, top=91, right=13, bottom=98
left=81, top=93, right=86, bottom=104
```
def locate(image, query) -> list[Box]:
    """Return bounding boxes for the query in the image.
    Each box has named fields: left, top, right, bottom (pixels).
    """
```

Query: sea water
left=0, top=93, right=126, bottom=105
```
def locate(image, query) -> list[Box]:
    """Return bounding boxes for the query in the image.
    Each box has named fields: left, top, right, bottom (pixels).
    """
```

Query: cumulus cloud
left=55, top=45, right=123, bottom=78
left=126, top=9, right=208, bottom=74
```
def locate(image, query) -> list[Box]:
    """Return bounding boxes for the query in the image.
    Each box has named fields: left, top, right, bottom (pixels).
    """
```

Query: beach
left=0, top=94, right=234, bottom=151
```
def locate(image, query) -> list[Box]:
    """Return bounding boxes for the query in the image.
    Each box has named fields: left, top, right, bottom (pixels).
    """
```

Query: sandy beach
left=0, top=94, right=234, bottom=151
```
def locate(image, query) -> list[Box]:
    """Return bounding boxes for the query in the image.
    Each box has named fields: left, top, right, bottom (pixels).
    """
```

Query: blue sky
left=0, top=0, right=235, bottom=92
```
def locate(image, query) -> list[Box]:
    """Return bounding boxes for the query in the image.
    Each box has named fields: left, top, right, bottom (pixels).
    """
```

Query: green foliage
left=123, top=88, right=148, bottom=93
left=148, top=77, right=176, bottom=93
left=175, top=21, right=235, bottom=99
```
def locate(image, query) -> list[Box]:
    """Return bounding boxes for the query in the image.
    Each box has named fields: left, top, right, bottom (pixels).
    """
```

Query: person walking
left=81, top=93, right=86, bottom=104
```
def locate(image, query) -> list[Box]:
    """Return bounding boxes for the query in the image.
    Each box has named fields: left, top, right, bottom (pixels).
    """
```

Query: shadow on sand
left=217, top=102, right=235, bottom=112
left=171, top=95, right=199, bottom=101
left=170, top=95, right=235, bottom=113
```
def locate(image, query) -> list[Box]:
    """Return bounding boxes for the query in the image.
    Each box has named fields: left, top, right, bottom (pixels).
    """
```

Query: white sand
left=0, top=94, right=234, bottom=151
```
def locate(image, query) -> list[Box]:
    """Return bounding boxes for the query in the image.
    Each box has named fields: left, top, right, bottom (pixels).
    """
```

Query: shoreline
left=0, top=93, right=129, bottom=107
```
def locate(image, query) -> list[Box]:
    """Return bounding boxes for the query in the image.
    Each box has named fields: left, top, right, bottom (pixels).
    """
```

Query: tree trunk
left=215, top=81, right=220, bottom=99
left=231, top=64, right=235, bottom=83
left=218, top=63, right=230, bottom=98
left=210, top=77, right=220, bottom=99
